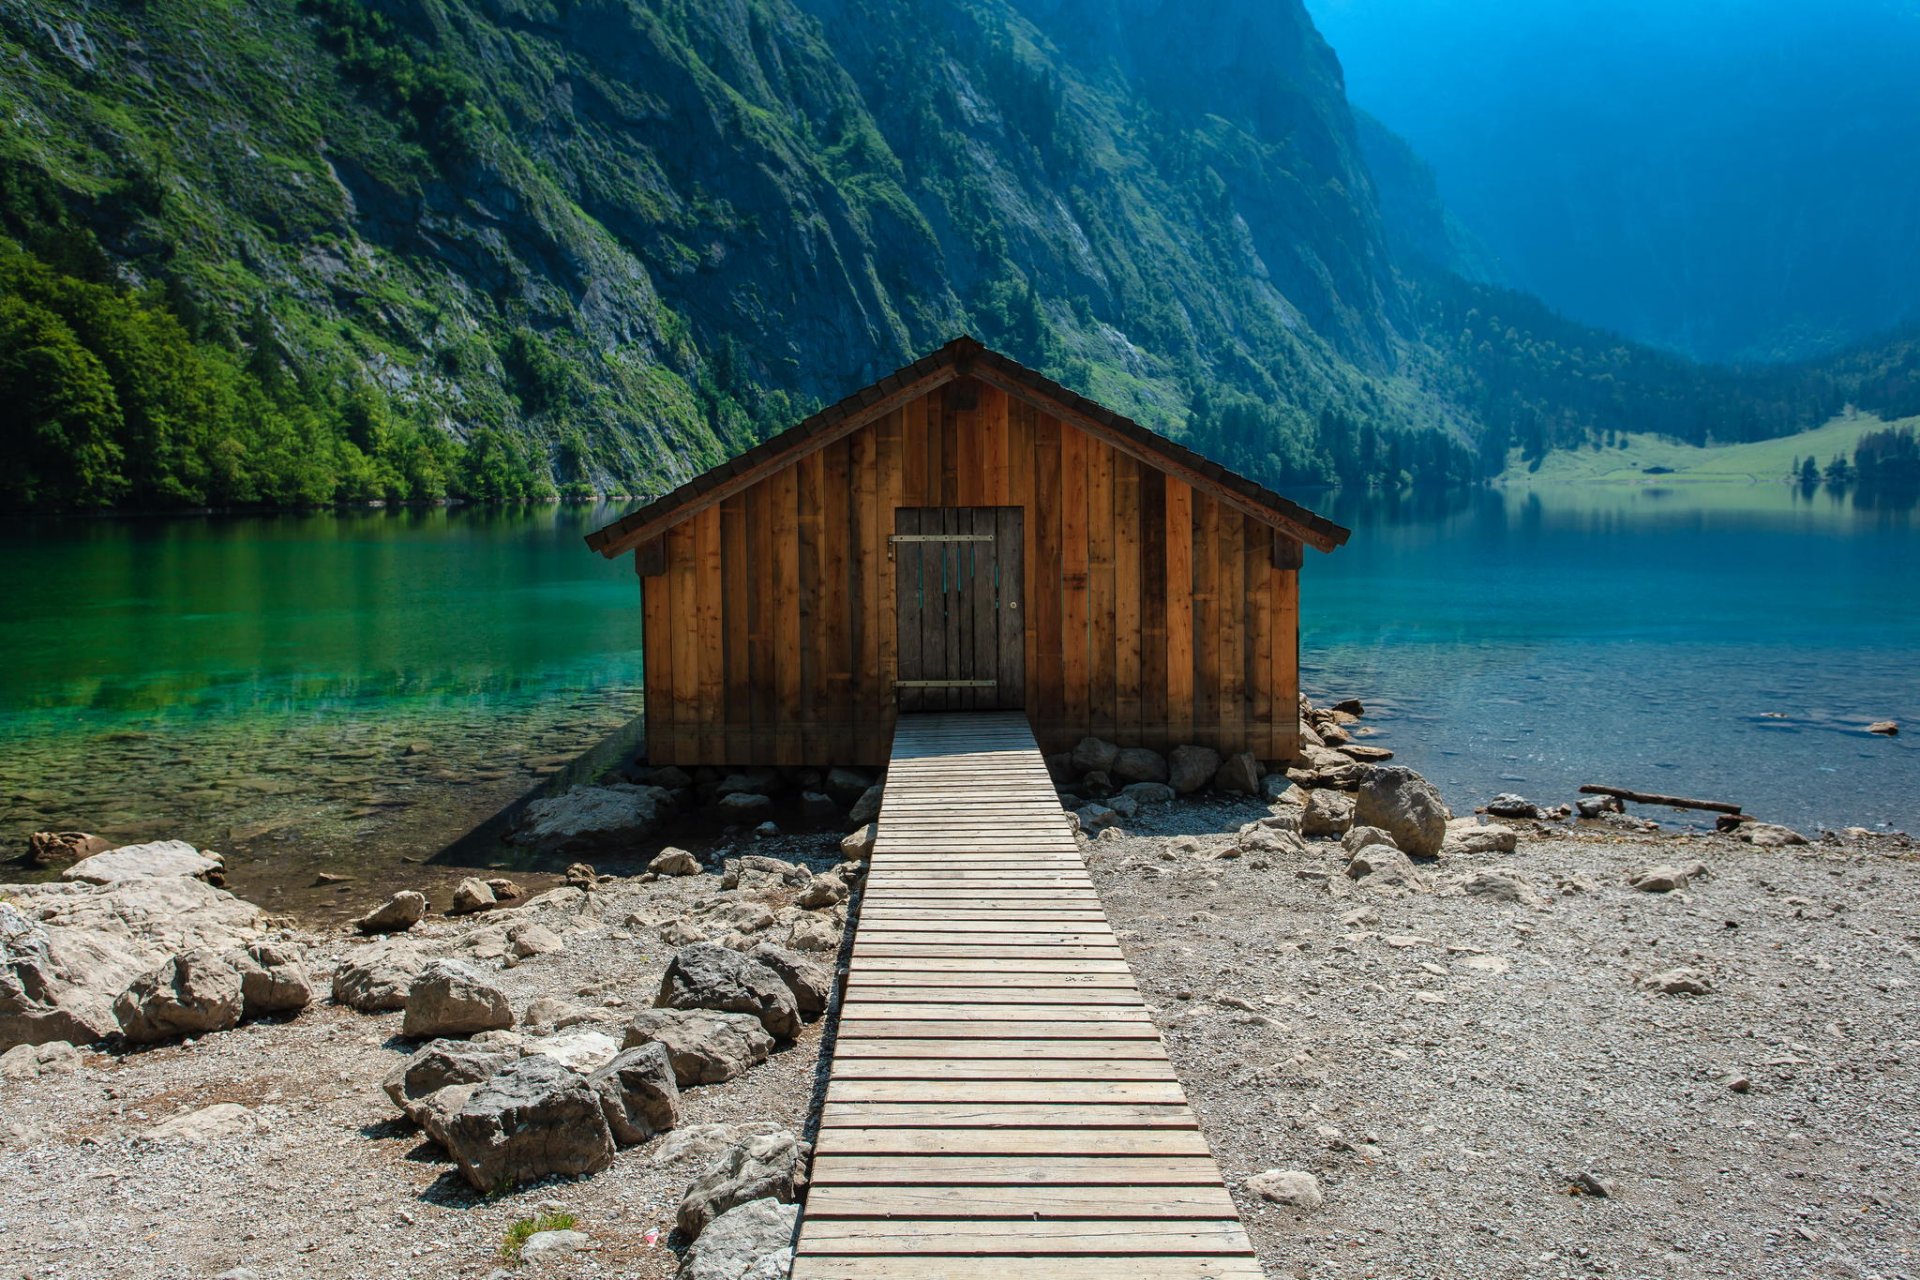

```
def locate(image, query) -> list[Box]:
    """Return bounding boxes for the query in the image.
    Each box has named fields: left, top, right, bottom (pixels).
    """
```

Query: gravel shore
left=1090, top=797, right=1920, bottom=1280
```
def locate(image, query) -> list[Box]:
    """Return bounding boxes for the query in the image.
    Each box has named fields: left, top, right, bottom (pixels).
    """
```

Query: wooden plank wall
left=640, top=381, right=1303, bottom=767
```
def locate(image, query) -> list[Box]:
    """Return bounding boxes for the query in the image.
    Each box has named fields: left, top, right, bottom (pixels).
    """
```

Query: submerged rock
left=512, top=784, right=674, bottom=850
left=26, top=832, right=111, bottom=868
left=63, top=840, right=223, bottom=885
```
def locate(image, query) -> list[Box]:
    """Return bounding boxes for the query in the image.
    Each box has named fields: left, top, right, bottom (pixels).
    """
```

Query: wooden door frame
left=892, top=506, right=1025, bottom=711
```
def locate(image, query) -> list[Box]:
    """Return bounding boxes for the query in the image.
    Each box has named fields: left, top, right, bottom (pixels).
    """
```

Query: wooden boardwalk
left=792, top=712, right=1261, bottom=1279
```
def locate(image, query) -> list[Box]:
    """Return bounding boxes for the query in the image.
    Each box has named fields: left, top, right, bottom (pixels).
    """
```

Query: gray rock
left=1442, top=821, right=1518, bottom=855
left=657, top=945, right=799, bottom=1040
left=1345, top=844, right=1428, bottom=892
left=755, top=818, right=782, bottom=839
left=1455, top=869, right=1546, bottom=908
left=403, top=959, right=514, bottom=1039
left=677, top=1129, right=811, bottom=1238
left=523, top=997, right=614, bottom=1032
left=512, top=784, right=673, bottom=850
left=1120, top=781, right=1176, bottom=807
left=1739, top=822, right=1809, bottom=847
left=718, top=791, right=774, bottom=816
left=1213, top=752, right=1262, bottom=795
left=1237, top=825, right=1306, bottom=857
left=589, top=1042, right=682, bottom=1145
left=114, top=948, right=244, bottom=1044
left=838, top=823, right=877, bottom=860
left=383, top=1037, right=521, bottom=1113
left=678, top=1197, right=797, bottom=1280
left=228, top=940, right=312, bottom=1017
left=1260, top=774, right=1296, bottom=804
left=623, top=1008, right=774, bottom=1086
left=797, top=873, right=848, bottom=910
left=1074, top=803, right=1118, bottom=832
left=353, top=891, right=428, bottom=935
left=650, top=847, right=703, bottom=876
left=333, top=943, right=427, bottom=1012
left=1167, top=745, right=1220, bottom=794
left=1106, top=793, right=1139, bottom=820
left=147, top=1101, right=258, bottom=1143
left=2, top=873, right=266, bottom=1048
left=1081, top=770, right=1112, bottom=794
left=1576, top=794, right=1625, bottom=819
left=521, top=1229, right=592, bottom=1265
left=1640, top=967, right=1714, bottom=996
left=723, top=855, right=809, bottom=891
left=485, top=877, right=524, bottom=903
left=747, top=943, right=832, bottom=1018
left=1355, top=766, right=1448, bottom=857
left=63, top=840, right=222, bottom=885
left=508, top=922, right=565, bottom=958
left=847, top=783, right=885, bottom=827
left=0, top=1040, right=82, bottom=1080
left=1070, top=736, right=1121, bottom=775
left=1627, top=862, right=1707, bottom=893
left=715, top=770, right=781, bottom=798
left=825, top=768, right=874, bottom=806
left=443, top=1054, right=616, bottom=1191
left=1245, top=1168, right=1323, bottom=1209
left=1485, top=793, right=1540, bottom=820
left=1300, top=789, right=1355, bottom=838
left=1110, top=746, right=1169, bottom=785
left=522, top=1027, right=620, bottom=1073
left=1341, top=825, right=1396, bottom=855
left=449, top=878, right=498, bottom=915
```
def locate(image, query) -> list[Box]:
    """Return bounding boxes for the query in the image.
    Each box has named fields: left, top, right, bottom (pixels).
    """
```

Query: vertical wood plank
left=771, top=464, right=803, bottom=765
left=998, top=506, right=1026, bottom=710
left=1164, top=479, right=1194, bottom=749
left=1113, top=454, right=1143, bottom=745
left=924, top=509, right=947, bottom=713
left=694, top=506, right=724, bottom=764
left=821, top=437, right=853, bottom=763
left=895, top=508, right=921, bottom=714
left=876, top=409, right=905, bottom=755
left=1139, top=469, right=1168, bottom=752
left=1247, top=521, right=1274, bottom=762
left=980, top=386, right=1009, bottom=506
left=1032, top=414, right=1065, bottom=742
left=1218, top=509, right=1246, bottom=759
left=1059, top=426, right=1090, bottom=742
left=938, top=386, right=959, bottom=508
left=1087, top=438, right=1116, bottom=743
left=797, top=449, right=825, bottom=761
left=902, top=393, right=929, bottom=508
left=851, top=423, right=881, bottom=763
left=1275, top=562, right=1301, bottom=763
left=747, top=478, right=775, bottom=763
left=668, top=520, right=701, bottom=762
left=1192, top=493, right=1220, bottom=752
left=719, top=496, right=749, bottom=763
left=641, top=560, right=673, bottom=764
left=970, top=508, right=996, bottom=711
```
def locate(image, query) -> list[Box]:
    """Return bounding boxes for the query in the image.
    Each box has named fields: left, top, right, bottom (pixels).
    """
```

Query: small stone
left=1121, top=781, right=1176, bottom=807
left=332, top=943, right=427, bottom=1012
left=1455, top=869, right=1546, bottom=907
left=1213, top=752, right=1262, bottom=795
left=508, top=922, right=565, bottom=958
left=1485, top=793, right=1540, bottom=819
left=1301, top=790, right=1355, bottom=838
left=1726, top=1074, right=1752, bottom=1093
left=748, top=943, right=833, bottom=1018
left=1567, top=1170, right=1621, bottom=1198
left=677, top=1130, right=811, bottom=1239
left=1341, top=825, right=1396, bottom=855
left=679, top=1197, right=797, bottom=1280
left=1111, top=746, right=1169, bottom=785
left=450, top=877, right=499, bottom=915
left=1627, top=862, right=1707, bottom=893
left=63, top=840, right=223, bottom=885
left=1639, top=966, right=1713, bottom=996
left=718, top=792, right=773, bottom=817
left=1867, top=720, right=1898, bottom=736
left=147, top=1102, right=258, bottom=1144
left=753, top=820, right=780, bottom=839
left=26, top=831, right=111, bottom=867
left=1245, top=1169, right=1323, bottom=1209
left=847, top=783, right=885, bottom=827
left=825, top=768, right=874, bottom=805
left=1738, top=822, right=1808, bottom=848
left=839, top=823, right=877, bottom=859
left=798, top=791, right=839, bottom=821
left=1355, top=767, right=1447, bottom=856
left=1070, top=736, right=1121, bottom=775
left=565, top=862, right=599, bottom=889
left=521, top=1229, right=591, bottom=1264
left=354, top=890, right=428, bottom=935
left=486, top=877, right=525, bottom=902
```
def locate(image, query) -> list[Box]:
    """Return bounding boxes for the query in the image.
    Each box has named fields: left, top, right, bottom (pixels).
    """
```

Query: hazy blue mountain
left=1310, top=0, right=1920, bottom=363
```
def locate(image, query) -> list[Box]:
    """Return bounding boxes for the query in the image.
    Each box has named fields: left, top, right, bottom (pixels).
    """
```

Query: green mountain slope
left=1, top=0, right=1914, bottom=510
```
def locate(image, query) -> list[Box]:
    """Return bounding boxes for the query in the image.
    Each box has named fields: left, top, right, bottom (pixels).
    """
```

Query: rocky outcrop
left=512, top=784, right=674, bottom=850
left=677, top=1129, right=810, bottom=1238
left=1, top=876, right=265, bottom=1049
left=657, top=945, right=800, bottom=1041
left=114, top=948, right=245, bottom=1044
left=678, top=1198, right=797, bottom=1280
left=589, top=1042, right=682, bottom=1145
left=403, top=960, right=514, bottom=1038
left=1354, top=767, right=1447, bottom=857
left=443, top=1054, right=617, bottom=1191
left=332, top=943, right=427, bottom=1013
left=63, top=840, right=223, bottom=885
left=623, top=1008, right=772, bottom=1086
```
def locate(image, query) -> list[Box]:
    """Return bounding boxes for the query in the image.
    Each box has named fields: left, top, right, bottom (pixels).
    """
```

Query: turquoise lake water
left=0, top=484, right=1913, bottom=906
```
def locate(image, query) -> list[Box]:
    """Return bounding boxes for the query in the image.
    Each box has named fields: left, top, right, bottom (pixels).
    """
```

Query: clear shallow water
left=0, top=485, right=1914, bottom=907
left=1290, top=484, right=1920, bottom=833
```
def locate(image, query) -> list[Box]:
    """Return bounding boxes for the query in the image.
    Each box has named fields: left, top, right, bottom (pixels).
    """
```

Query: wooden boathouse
left=585, top=336, right=1349, bottom=768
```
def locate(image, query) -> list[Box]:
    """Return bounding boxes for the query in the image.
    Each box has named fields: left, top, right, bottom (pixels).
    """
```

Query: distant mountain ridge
left=0, top=0, right=1914, bottom=510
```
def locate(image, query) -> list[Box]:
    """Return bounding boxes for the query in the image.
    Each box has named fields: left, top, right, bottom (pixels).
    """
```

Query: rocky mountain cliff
left=1, top=0, right=1913, bottom=509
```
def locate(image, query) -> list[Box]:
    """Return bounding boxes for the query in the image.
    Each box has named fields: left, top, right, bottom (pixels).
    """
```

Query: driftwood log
left=1579, top=785, right=1741, bottom=815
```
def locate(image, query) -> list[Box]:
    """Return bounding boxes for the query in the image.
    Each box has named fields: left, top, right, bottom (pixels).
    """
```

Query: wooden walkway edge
left=792, top=712, right=1261, bottom=1279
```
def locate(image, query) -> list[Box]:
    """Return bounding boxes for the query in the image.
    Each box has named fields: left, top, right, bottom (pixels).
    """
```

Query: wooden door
left=893, top=507, right=1025, bottom=711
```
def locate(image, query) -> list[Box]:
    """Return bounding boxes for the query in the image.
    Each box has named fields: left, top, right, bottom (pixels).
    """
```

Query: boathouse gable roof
left=585, top=336, right=1351, bottom=558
